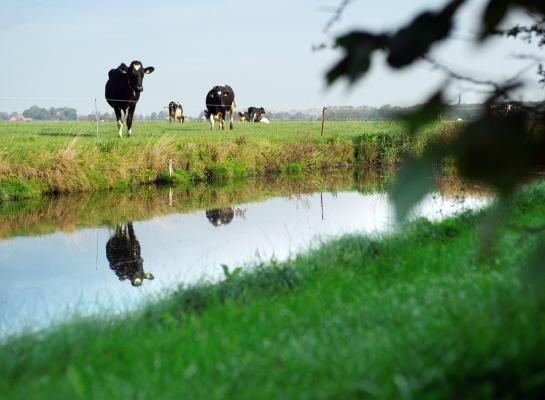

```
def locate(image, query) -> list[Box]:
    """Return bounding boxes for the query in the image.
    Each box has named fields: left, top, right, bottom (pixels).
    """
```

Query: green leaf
left=480, top=0, right=511, bottom=40
left=390, top=154, right=437, bottom=221
left=387, top=0, right=465, bottom=68
left=452, top=106, right=535, bottom=194
left=326, top=32, right=388, bottom=85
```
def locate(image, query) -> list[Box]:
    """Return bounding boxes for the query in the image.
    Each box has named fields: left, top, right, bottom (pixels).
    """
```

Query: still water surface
left=0, top=180, right=488, bottom=338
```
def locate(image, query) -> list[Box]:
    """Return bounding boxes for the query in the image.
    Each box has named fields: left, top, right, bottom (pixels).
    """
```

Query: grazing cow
left=105, top=222, right=154, bottom=287
left=260, top=116, right=270, bottom=124
left=168, top=101, right=185, bottom=123
left=105, top=61, right=154, bottom=138
left=238, top=111, right=249, bottom=122
left=205, top=85, right=236, bottom=130
left=247, top=106, right=266, bottom=123
left=206, top=208, right=235, bottom=227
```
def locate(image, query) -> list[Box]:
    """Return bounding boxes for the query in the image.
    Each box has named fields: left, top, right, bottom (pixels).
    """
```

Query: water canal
left=0, top=172, right=488, bottom=339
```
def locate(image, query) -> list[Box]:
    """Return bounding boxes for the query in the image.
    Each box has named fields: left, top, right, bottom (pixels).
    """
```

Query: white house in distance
left=9, top=114, right=32, bottom=122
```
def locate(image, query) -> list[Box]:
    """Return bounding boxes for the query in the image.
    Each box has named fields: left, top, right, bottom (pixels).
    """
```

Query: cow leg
left=209, top=114, right=214, bottom=130
left=114, top=108, right=123, bottom=138
left=126, top=104, right=136, bottom=137
left=229, top=105, right=235, bottom=130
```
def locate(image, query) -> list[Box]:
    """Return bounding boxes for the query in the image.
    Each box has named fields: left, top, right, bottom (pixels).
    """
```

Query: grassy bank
left=1, top=182, right=544, bottom=398
left=0, top=120, right=441, bottom=201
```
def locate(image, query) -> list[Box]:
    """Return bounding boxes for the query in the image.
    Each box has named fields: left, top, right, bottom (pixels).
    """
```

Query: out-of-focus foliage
left=327, top=0, right=545, bottom=278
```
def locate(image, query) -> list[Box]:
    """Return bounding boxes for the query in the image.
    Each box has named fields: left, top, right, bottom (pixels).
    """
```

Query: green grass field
left=1, top=181, right=544, bottom=399
left=0, top=120, right=445, bottom=201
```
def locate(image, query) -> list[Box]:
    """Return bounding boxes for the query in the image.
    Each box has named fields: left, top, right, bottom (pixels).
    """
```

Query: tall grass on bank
left=1, top=182, right=544, bottom=399
left=0, top=120, right=449, bottom=201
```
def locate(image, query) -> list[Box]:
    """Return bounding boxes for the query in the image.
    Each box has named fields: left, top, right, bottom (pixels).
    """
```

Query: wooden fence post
left=320, top=107, right=327, bottom=137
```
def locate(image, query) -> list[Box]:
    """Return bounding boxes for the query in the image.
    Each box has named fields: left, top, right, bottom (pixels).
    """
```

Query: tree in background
left=327, top=0, right=545, bottom=276
left=22, top=106, right=50, bottom=120
left=22, top=106, right=78, bottom=121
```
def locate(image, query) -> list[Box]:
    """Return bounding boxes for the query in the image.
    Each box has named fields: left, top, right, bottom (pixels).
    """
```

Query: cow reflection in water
left=106, top=222, right=154, bottom=286
left=206, top=208, right=235, bottom=227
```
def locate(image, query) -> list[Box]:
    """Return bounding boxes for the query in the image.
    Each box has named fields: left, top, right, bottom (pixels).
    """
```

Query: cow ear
left=144, top=67, right=155, bottom=74
left=118, top=63, right=129, bottom=74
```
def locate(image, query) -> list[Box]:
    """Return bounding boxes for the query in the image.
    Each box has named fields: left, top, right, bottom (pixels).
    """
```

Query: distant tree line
left=0, top=106, right=77, bottom=121
left=267, top=104, right=490, bottom=121
left=0, top=103, right=513, bottom=122
left=24, top=106, right=78, bottom=121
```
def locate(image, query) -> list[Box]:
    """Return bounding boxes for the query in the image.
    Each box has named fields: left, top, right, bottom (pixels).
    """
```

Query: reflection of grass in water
left=0, top=169, right=486, bottom=240
left=1, top=182, right=544, bottom=398
left=0, top=169, right=382, bottom=239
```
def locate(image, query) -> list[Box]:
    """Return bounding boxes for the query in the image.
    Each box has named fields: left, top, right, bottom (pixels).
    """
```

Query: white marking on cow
left=127, top=128, right=132, bottom=137
left=117, top=120, right=123, bottom=138
left=260, top=117, right=270, bottom=124
left=133, top=64, right=141, bottom=71
left=209, top=113, right=215, bottom=130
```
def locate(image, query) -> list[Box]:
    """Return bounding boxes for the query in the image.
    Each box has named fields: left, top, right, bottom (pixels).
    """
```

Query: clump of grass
left=205, top=165, right=229, bottom=182
left=235, top=135, right=247, bottom=145
left=0, top=178, right=40, bottom=201
left=285, top=162, right=303, bottom=176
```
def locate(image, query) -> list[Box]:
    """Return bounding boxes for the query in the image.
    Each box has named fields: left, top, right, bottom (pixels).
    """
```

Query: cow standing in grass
left=205, top=85, right=236, bottom=130
left=105, top=61, right=154, bottom=138
left=239, top=111, right=249, bottom=122
left=248, top=106, right=266, bottom=122
left=168, top=101, right=185, bottom=123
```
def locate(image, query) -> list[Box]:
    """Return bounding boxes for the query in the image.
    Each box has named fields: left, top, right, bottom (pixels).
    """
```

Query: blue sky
left=0, top=0, right=543, bottom=116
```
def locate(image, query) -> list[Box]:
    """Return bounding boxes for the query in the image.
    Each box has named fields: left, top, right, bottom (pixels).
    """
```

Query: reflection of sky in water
left=0, top=191, right=489, bottom=339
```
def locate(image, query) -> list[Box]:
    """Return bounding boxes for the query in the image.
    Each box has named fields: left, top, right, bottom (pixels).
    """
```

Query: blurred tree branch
left=326, top=0, right=545, bottom=277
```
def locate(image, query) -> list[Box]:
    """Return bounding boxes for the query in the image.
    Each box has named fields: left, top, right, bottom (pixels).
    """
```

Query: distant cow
left=248, top=106, right=266, bottom=123
left=205, top=85, right=236, bottom=130
left=168, top=101, right=185, bottom=123
left=105, top=61, right=154, bottom=138
left=239, top=111, right=249, bottom=122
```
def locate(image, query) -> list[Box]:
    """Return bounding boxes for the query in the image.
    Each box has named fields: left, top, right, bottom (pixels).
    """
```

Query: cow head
left=118, top=61, right=154, bottom=94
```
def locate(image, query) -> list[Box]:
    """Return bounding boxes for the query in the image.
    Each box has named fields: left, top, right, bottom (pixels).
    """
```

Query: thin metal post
left=320, top=107, right=326, bottom=137
left=94, top=98, right=99, bottom=144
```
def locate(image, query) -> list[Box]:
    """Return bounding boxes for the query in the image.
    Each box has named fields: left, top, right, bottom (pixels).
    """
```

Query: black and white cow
left=238, top=111, right=249, bottom=122
left=205, top=85, right=236, bottom=130
left=168, top=101, right=185, bottom=123
left=248, top=106, right=266, bottom=123
left=105, top=61, right=154, bottom=137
